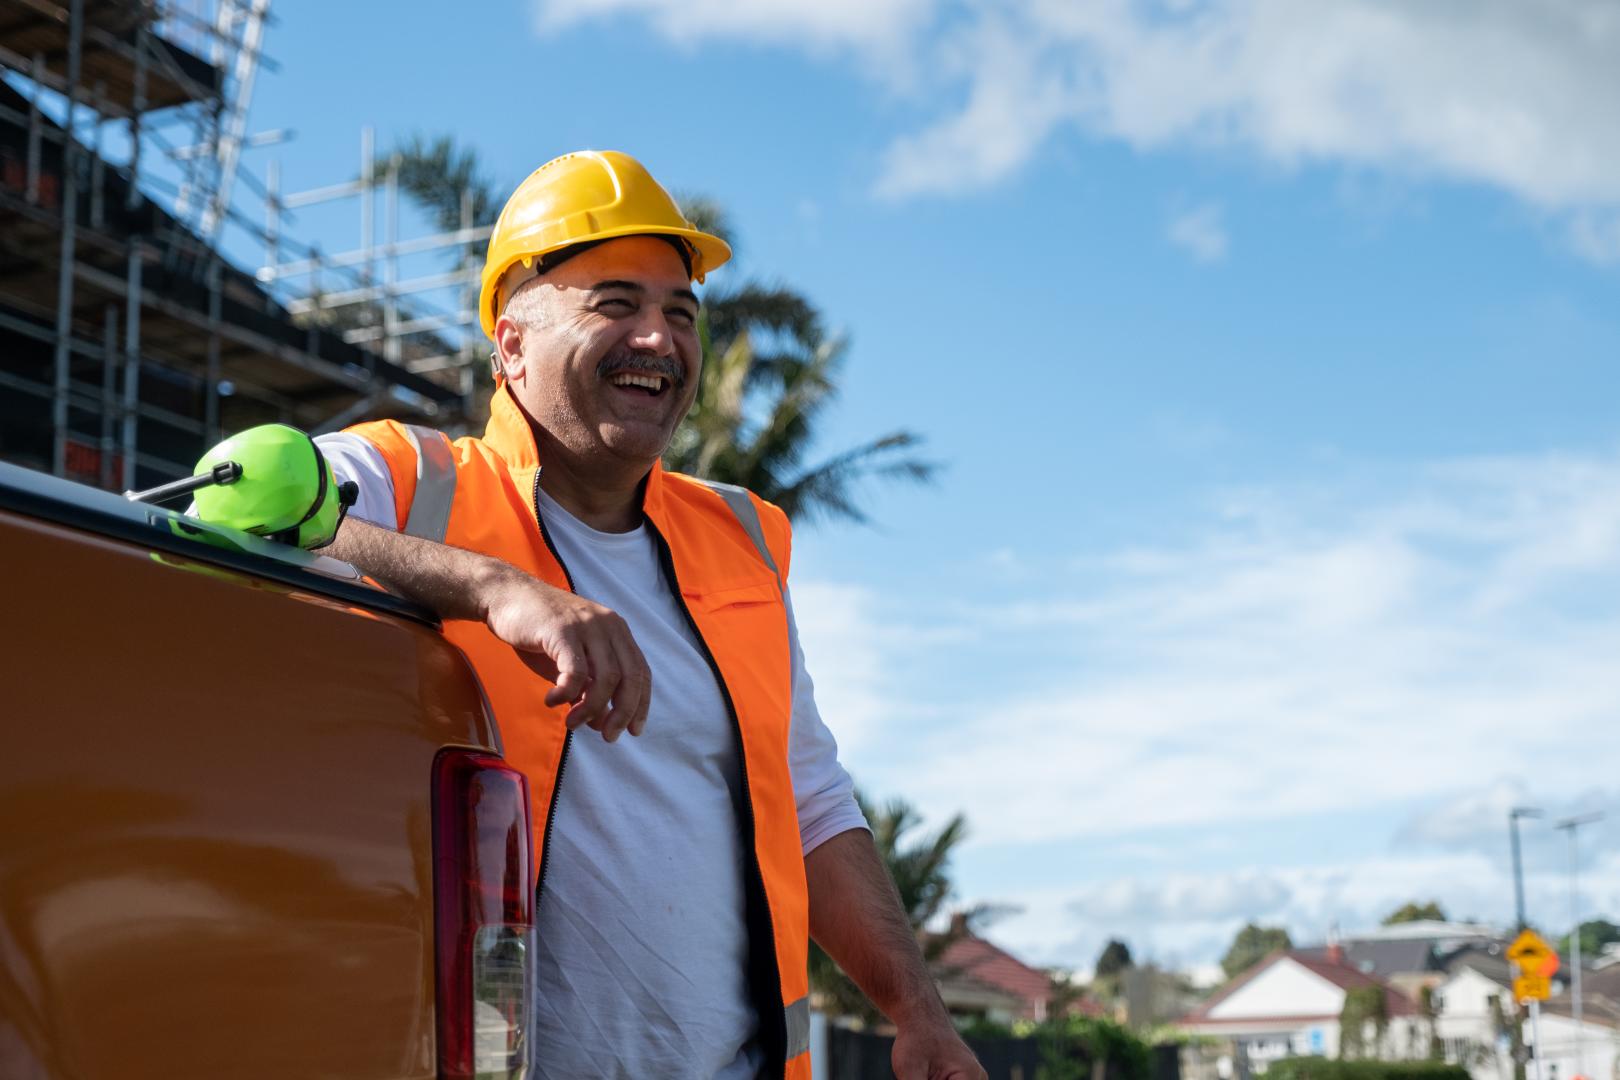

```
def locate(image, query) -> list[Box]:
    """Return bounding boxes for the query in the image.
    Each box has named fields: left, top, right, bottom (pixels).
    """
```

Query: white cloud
left=873, top=14, right=1073, bottom=199
left=531, top=0, right=931, bottom=53
left=991, top=844, right=1620, bottom=970
left=895, top=450, right=1620, bottom=848
left=787, top=445, right=1620, bottom=963
left=1167, top=202, right=1228, bottom=263
left=1074, top=871, right=1292, bottom=924
left=1398, top=782, right=1620, bottom=871
left=789, top=582, right=893, bottom=756
left=1567, top=212, right=1620, bottom=265
left=538, top=0, right=1620, bottom=257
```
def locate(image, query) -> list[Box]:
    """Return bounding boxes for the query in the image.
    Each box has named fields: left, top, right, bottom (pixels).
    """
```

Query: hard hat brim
left=482, top=224, right=732, bottom=340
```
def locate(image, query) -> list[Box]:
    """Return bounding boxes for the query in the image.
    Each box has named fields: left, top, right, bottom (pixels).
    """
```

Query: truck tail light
left=433, top=750, right=534, bottom=1080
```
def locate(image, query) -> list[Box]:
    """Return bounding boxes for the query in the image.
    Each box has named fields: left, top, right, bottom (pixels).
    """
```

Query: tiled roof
left=935, top=933, right=1053, bottom=1005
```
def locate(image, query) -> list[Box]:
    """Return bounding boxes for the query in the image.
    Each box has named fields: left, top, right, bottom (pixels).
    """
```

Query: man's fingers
left=546, top=668, right=590, bottom=709
left=539, top=638, right=590, bottom=708
left=598, top=634, right=652, bottom=742
left=494, top=592, right=650, bottom=741
left=591, top=622, right=651, bottom=742
left=619, top=636, right=653, bottom=738
left=564, top=623, right=620, bottom=732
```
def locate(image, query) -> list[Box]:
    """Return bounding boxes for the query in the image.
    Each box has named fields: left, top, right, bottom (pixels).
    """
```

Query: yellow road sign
left=1508, top=929, right=1561, bottom=978
left=1514, top=974, right=1551, bottom=1002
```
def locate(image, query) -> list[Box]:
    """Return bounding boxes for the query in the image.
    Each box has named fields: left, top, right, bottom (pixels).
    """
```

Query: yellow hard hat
left=478, top=150, right=731, bottom=339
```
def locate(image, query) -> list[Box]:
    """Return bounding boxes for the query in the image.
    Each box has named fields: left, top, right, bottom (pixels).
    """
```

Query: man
left=318, top=150, right=984, bottom=1079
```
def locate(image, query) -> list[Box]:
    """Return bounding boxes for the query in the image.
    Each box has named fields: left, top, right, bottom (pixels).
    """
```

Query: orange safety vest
left=349, top=383, right=812, bottom=1078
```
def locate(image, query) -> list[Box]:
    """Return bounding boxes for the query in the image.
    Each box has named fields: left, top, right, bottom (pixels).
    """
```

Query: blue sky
left=219, top=0, right=1620, bottom=973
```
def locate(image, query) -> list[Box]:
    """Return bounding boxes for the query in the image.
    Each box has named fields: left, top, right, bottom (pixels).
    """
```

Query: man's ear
left=493, top=314, right=525, bottom=381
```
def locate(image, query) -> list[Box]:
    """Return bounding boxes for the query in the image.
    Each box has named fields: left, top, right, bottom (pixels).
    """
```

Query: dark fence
left=824, top=1028, right=1183, bottom=1080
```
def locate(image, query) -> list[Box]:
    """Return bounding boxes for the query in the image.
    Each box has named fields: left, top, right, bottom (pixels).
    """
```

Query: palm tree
left=381, top=134, right=937, bottom=525
left=810, top=790, right=975, bottom=1025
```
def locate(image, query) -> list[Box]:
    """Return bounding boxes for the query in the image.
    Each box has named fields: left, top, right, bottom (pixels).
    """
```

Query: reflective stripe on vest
left=400, top=424, right=456, bottom=542
left=784, top=994, right=811, bottom=1059
left=699, top=479, right=784, bottom=595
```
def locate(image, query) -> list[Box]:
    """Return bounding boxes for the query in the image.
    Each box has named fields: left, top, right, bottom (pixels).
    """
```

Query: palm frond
left=810, top=789, right=972, bottom=1023
left=375, top=133, right=502, bottom=235
left=675, top=193, right=737, bottom=252
left=703, top=282, right=823, bottom=354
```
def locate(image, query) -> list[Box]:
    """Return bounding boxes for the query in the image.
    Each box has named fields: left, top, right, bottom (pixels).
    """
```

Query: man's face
left=495, top=236, right=702, bottom=472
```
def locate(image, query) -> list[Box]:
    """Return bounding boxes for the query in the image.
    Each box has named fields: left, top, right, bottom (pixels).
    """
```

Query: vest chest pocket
left=681, top=574, right=786, bottom=659
left=681, top=577, right=782, bottom=614
left=682, top=576, right=793, bottom=735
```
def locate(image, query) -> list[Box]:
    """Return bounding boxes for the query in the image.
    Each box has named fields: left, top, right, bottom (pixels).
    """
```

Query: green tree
left=1338, top=985, right=1388, bottom=1060
left=809, top=790, right=973, bottom=1024
left=1558, top=917, right=1620, bottom=957
left=1037, top=1016, right=1152, bottom=1080
left=1220, top=924, right=1293, bottom=980
left=1383, top=901, right=1447, bottom=925
left=664, top=197, right=936, bottom=525
left=1418, top=986, right=1443, bottom=1061
left=382, top=134, right=937, bottom=525
left=1096, top=939, right=1133, bottom=979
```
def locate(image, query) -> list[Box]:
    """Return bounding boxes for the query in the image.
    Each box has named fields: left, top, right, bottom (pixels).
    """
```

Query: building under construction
left=0, top=0, right=481, bottom=492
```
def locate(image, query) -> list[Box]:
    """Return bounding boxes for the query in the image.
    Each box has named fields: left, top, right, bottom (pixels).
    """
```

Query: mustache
left=596, top=349, right=686, bottom=389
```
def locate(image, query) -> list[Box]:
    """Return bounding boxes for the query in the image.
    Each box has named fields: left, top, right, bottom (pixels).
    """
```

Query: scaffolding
left=0, top=0, right=473, bottom=492
left=255, top=124, right=492, bottom=433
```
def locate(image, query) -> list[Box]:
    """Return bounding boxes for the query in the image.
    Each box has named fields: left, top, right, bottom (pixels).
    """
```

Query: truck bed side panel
left=0, top=509, right=499, bottom=1080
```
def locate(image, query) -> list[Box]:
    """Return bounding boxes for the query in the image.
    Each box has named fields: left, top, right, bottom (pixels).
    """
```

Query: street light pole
left=1509, top=807, right=1543, bottom=1080
left=1510, top=807, right=1543, bottom=931
left=1555, top=812, right=1604, bottom=1080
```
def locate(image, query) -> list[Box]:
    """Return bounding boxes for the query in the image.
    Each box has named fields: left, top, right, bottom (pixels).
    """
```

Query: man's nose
left=626, top=307, right=676, bottom=356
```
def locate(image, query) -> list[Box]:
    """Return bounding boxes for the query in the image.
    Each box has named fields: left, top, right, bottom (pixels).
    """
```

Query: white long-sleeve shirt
left=318, top=432, right=866, bottom=1079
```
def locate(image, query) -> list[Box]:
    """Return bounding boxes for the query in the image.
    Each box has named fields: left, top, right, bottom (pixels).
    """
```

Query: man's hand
left=327, top=517, right=652, bottom=742
left=477, top=563, right=652, bottom=741
left=892, top=1019, right=987, bottom=1080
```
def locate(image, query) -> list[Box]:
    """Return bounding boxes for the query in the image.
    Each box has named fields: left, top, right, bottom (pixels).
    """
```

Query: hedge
left=1265, top=1058, right=1470, bottom=1080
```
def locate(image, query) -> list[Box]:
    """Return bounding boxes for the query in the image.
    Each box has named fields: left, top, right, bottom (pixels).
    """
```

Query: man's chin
left=595, top=423, right=676, bottom=466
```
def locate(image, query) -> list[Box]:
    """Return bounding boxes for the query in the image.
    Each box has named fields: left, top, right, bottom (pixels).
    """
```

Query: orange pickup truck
left=0, top=461, right=532, bottom=1080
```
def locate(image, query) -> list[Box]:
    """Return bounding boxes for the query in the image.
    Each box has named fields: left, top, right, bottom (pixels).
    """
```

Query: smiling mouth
left=607, top=371, right=671, bottom=397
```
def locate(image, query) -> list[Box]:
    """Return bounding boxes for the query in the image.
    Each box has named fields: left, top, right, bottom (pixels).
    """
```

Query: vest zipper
left=530, top=466, right=573, bottom=916
left=644, top=517, right=788, bottom=1080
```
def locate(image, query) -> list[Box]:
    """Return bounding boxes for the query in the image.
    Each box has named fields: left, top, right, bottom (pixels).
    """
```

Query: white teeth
left=610, top=373, right=663, bottom=391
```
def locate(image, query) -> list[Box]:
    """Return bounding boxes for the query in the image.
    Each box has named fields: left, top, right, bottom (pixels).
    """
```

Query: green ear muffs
left=188, top=424, right=357, bottom=549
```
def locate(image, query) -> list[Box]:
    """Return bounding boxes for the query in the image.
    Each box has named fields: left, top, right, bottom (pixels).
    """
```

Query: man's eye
left=597, top=298, right=634, bottom=313
left=668, top=308, right=697, bottom=326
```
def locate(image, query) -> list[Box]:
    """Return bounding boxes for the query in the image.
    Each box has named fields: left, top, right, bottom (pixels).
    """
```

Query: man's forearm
left=805, top=828, right=950, bottom=1028
left=326, top=516, right=511, bottom=621
left=326, top=517, right=654, bottom=738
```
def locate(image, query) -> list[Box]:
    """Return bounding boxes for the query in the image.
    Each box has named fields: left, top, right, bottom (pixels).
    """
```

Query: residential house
left=1180, top=949, right=1423, bottom=1073
left=1297, top=922, right=1502, bottom=1003
left=1434, top=947, right=1620, bottom=1080
left=930, top=919, right=1098, bottom=1025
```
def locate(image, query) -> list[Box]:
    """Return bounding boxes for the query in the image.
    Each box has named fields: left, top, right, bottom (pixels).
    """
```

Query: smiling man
left=316, top=151, right=983, bottom=1080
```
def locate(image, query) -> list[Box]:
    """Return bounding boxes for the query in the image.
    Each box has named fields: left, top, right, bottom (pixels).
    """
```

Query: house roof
left=1542, top=966, right=1620, bottom=1027
left=1350, top=921, right=1499, bottom=943
left=935, top=932, right=1054, bottom=1006
left=1441, top=942, right=1513, bottom=986
left=1182, top=950, right=1418, bottom=1024
left=1298, top=940, right=1438, bottom=978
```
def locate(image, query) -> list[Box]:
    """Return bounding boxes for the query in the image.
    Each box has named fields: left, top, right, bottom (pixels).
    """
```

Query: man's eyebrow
left=589, top=280, right=701, bottom=308
left=589, top=279, right=645, bottom=295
